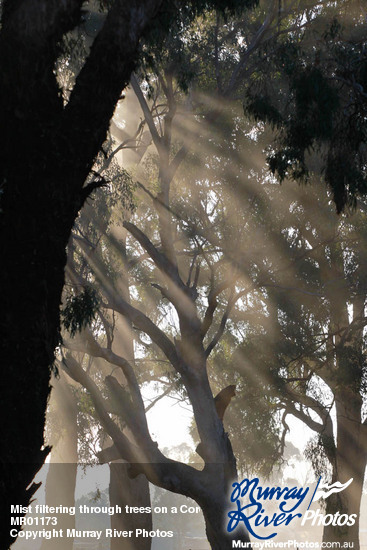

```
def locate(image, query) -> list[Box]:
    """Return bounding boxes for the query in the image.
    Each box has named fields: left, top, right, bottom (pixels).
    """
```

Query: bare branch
left=124, top=221, right=184, bottom=289
left=98, top=444, right=121, bottom=464
left=201, top=279, right=234, bottom=338
left=168, top=144, right=189, bottom=182
left=145, top=383, right=176, bottom=413
left=205, top=287, right=252, bottom=357
left=131, top=72, right=163, bottom=152
left=124, top=221, right=202, bottom=334
left=64, top=0, right=164, bottom=172
left=280, top=381, right=334, bottom=437
left=97, top=309, right=113, bottom=350
left=187, top=252, right=198, bottom=287
left=285, top=402, right=326, bottom=435
left=63, top=354, right=145, bottom=463
left=103, top=291, right=184, bottom=374
left=205, top=295, right=233, bottom=357
left=63, top=355, right=202, bottom=495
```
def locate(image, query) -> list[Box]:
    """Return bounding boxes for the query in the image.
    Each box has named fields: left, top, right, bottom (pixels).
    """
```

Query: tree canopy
left=245, top=0, right=367, bottom=212
left=2, top=1, right=367, bottom=549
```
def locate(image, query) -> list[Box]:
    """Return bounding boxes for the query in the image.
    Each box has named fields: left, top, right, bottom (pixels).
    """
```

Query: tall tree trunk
left=198, top=461, right=250, bottom=550
left=41, top=374, right=78, bottom=550
left=203, top=504, right=249, bottom=550
left=108, top=228, right=152, bottom=550
left=0, top=3, right=163, bottom=547
left=1, top=179, right=77, bottom=550
left=322, top=391, right=367, bottom=550
left=110, top=463, right=152, bottom=550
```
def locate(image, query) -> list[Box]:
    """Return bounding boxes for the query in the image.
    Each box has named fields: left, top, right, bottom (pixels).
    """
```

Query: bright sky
left=146, top=394, right=194, bottom=450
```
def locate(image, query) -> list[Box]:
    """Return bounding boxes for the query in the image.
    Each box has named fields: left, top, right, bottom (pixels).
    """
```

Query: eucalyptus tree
left=244, top=0, right=367, bottom=212
left=61, top=154, right=153, bottom=550
left=53, top=4, right=325, bottom=547
left=40, top=374, right=78, bottom=550
left=58, top=84, right=251, bottom=549
left=188, top=95, right=367, bottom=546
left=202, top=135, right=367, bottom=546
left=1, top=4, right=162, bottom=545
left=0, top=1, right=261, bottom=547
left=234, top=183, right=367, bottom=549
left=1, top=1, right=349, bottom=547
left=235, top=7, right=367, bottom=545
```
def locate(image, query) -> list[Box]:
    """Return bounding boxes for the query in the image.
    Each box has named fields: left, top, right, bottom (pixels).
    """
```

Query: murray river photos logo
left=227, top=477, right=356, bottom=540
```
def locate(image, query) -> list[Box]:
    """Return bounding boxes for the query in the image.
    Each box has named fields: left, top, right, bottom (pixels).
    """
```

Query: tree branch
left=168, top=144, right=189, bottom=182
left=205, top=288, right=252, bottom=357
left=123, top=221, right=184, bottom=289
left=285, top=402, right=325, bottom=435
left=63, top=354, right=202, bottom=495
left=124, top=221, right=202, bottom=334
left=201, top=279, right=234, bottom=338
left=102, top=291, right=184, bottom=374
left=144, top=383, right=176, bottom=413
left=131, top=72, right=163, bottom=153
left=224, top=1, right=277, bottom=96
left=280, top=383, right=333, bottom=437
left=64, top=0, right=164, bottom=175
left=65, top=328, right=149, bottom=431
left=63, top=353, right=146, bottom=463
left=1, top=0, right=84, bottom=43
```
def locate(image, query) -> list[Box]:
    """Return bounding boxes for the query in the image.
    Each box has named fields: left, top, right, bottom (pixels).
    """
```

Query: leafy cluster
left=245, top=9, right=367, bottom=212
left=61, top=287, right=99, bottom=337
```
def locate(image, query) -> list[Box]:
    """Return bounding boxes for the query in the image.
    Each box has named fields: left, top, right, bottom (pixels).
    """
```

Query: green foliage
left=59, top=0, right=367, bottom=490
left=246, top=95, right=283, bottom=129
left=207, top=341, right=282, bottom=477
left=333, top=342, right=366, bottom=392
left=137, top=0, right=260, bottom=95
left=147, top=0, right=258, bottom=43
left=91, top=140, right=136, bottom=214
left=76, top=387, right=105, bottom=465
left=61, top=286, right=99, bottom=337
left=244, top=9, right=367, bottom=212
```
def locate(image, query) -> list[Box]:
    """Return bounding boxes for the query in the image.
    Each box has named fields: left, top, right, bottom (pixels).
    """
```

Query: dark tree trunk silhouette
left=109, top=463, right=152, bottom=550
left=322, top=391, right=367, bottom=550
left=41, top=375, right=78, bottom=550
left=0, top=2, right=163, bottom=547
